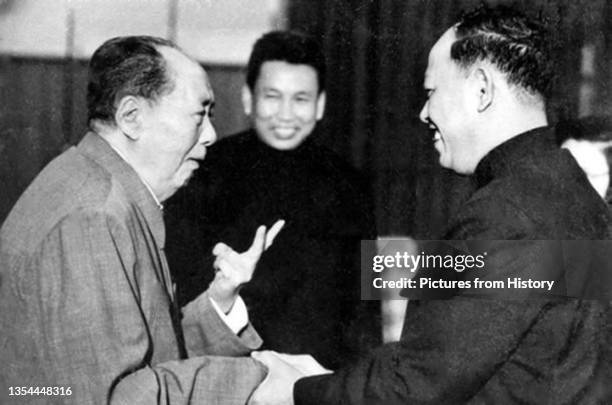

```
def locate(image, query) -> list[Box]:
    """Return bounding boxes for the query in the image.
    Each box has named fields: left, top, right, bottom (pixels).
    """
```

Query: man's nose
left=419, top=102, right=429, bottom=124
left=278, top=99, right=294, bottom=120
left=200, top=118, right=217, bottom=146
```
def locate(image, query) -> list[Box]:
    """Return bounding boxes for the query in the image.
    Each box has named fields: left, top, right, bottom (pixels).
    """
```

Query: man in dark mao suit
left=248, top=5, right=612, bottom=404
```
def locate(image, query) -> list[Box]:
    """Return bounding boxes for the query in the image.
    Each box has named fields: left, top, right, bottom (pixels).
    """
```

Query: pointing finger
left=264, top=220, right=285, bottom=250
left=246, top=225, right=267, bottom=258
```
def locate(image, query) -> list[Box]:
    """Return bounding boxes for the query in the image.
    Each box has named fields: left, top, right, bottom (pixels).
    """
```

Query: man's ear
left=472, top=67, right=494, bottom=112
left=114, top=95, right=142, bottom=140
left=316, top=91, right=326, bottom=121
left=241, top=85, right=253, bottom=116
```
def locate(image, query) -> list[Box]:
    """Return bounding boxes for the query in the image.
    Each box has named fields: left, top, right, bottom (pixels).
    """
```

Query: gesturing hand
left=208, top=220, right=285, bottom=312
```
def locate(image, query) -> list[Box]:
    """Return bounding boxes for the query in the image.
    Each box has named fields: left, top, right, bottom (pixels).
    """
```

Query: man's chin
left=440, top=159, right=475, bottom=176
left=273, top=142, right=301, bottom=151
left=262, top=137, right=304, bottom=151
left=438, top=158, right=460, bottom=174
left=182, top=172, right=196, bottom=186
left=174, top=170, right=197, bottom=191
left=437, top=154, right=450, bottom=169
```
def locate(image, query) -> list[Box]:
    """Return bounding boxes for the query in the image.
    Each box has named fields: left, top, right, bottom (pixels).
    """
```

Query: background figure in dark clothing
left=556, top=116, right=612, bottom=202
left=165, top=31, right=380, bottom=369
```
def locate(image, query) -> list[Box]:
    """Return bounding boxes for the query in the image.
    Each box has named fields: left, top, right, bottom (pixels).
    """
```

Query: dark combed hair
left=246, top=30, right=326, bottom=93
left=87, top=35, right=177, bottom=125
left=451, top=4, right=555, bottom=99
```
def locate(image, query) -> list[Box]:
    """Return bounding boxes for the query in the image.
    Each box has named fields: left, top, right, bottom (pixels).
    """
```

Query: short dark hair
left=246, top=30, right=326, bottom=93
left=87, top=35, right=177, bottom=125
left=451, top=5, right=554, bottom=99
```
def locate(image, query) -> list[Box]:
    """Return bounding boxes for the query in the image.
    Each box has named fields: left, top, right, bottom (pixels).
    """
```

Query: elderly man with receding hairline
left=0, top=35, right=296, bottom=404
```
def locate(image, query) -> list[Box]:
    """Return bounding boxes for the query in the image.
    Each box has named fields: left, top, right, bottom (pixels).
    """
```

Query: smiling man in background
left=165, top=30, right=380, bottom=370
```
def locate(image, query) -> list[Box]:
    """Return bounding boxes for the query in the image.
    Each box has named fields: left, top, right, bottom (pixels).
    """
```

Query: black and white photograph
left=1, top=0, right=612, bottom=403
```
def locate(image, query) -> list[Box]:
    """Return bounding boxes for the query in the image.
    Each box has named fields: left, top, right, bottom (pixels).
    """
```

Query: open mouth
left=427, top=125, right=440, bottom=142
left=273, top=127, right=298, bottom=138
left=426, top=121, right=439, bottom=142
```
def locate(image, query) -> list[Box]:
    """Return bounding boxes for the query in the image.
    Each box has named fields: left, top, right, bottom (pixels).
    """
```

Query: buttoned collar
left=473, top=126, right=554, bottom=188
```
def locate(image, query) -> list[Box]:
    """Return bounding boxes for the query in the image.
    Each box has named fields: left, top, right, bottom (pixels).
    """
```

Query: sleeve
left=295, top=298, right=551, bottom=404
left=182, top=292, right=262, bottom=357
left=209, top=295, right=249, bottom=334
left=31, top=209, right=265, bottom=405
left=294, top=197, right=562, bottom=404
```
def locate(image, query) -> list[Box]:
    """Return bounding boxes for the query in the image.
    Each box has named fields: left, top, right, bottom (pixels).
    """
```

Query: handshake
left=248, top=351, right=332, bottom=405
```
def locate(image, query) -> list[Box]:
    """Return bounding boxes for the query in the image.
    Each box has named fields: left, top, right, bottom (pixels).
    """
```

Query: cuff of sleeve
left=209, top=295, right=249, bottom=334
left=294, top=374, right=335, bottom=405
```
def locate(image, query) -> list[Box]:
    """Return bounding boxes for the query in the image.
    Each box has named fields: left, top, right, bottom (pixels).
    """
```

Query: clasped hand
left=249, top=351, right=332, bottom=405
left=208, top=220, right=285, bottom=312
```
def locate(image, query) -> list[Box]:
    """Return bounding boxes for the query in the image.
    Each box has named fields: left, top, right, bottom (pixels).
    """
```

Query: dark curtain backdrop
left=289, top=0, right=611, bottom=238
